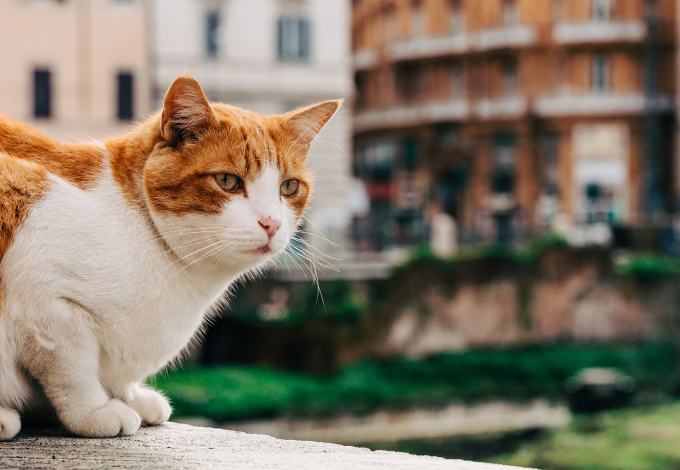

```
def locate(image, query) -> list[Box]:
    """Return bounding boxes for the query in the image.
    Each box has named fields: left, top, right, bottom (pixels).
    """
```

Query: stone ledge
left=0, top=422, right=533, bottom=469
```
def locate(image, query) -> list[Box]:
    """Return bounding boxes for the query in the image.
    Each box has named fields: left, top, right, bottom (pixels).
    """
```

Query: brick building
left=351, top=0, right=677, bottom=250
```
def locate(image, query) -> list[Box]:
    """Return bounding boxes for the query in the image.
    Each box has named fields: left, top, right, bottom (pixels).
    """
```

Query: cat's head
left=143, top=75, right=340, bottom=273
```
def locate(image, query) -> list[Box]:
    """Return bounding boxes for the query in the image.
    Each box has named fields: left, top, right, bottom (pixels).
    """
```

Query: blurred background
left=5, top=0, right=680, bottom=468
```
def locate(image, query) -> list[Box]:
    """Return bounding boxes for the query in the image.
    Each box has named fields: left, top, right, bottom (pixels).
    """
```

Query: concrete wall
left=381, top=247, right=666, bottom=358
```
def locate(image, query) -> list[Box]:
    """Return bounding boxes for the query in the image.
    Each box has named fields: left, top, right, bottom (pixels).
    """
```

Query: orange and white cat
left=0, top=75, right=340, bottom=440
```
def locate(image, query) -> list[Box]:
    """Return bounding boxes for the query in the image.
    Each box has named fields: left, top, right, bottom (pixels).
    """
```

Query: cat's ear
left=161, top=75, right=217, bottom=144
left=282, top=100, right=342, bottom=148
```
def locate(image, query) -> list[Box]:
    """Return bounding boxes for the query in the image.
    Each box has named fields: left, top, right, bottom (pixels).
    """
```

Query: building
left=351, top=0, right=677, bottom=251
left=151, top=0, right=354, bottom=252
left=0, top=0, right=152, bottom=142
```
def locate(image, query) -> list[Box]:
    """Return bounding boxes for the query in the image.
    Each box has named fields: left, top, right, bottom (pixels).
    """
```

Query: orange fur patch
left=0, top=115, right=105, bottom=190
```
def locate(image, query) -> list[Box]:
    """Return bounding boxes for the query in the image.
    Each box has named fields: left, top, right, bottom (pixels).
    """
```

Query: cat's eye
left=215, top=173, right=241, bottom=191
left=280, top=179, right=299, bottom=197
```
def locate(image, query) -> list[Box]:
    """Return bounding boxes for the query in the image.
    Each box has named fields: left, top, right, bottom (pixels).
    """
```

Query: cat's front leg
left=22, top=301, right=141, bottom=437
left=126, top=383, right=172, bottom=426
left=0, top=407, right=21, bottom=440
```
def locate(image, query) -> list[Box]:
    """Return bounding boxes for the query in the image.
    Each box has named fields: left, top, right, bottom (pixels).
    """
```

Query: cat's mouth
left=246, top=245, right=271, bottom=255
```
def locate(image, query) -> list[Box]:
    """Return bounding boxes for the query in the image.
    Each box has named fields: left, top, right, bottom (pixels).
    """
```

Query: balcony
left=553, top=21, right=646, bottom=44
left=390, top=34, right=470, bottom=61
left=386, top=25, right=536, bottom=62
left=353, top=48, right=378, bottom=70
left=475, top=96, right=528, bottom=119
left=534, top=93, right=673, bottom=117
left=354, top=99, right=470, bottom=132
left=474, top=25, right=537, bottom=51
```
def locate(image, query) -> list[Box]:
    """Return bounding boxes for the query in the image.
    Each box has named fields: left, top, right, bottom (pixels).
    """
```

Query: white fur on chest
left=0, top=167, right=233, bottom=398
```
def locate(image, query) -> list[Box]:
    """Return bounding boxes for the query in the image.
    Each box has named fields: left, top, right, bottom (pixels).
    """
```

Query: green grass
left=616, top=254, right=680, bottom=279
left=491, top=403, right=680, bottom=470
left=149, top=343, right=678, bottom=422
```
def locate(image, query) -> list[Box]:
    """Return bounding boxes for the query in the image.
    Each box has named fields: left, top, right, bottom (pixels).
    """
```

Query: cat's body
left=0, top=76, right=340, bottom=440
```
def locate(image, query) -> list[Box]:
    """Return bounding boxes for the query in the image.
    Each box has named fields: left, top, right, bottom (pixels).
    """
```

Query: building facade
left=0, top=0, right=152, bottom=142
left=351, top=0, right=677, bottom=250
left=151, top=0, right=354, bottom=250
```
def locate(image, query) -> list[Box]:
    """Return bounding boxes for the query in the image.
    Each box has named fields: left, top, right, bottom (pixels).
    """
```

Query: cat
left=0, top=75, right=340, bottom=440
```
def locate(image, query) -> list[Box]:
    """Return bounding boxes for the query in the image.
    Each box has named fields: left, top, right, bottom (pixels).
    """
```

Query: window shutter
left=277, top=18, right=284, bottom=60
left=299, top=19, right=310, bottom=61
left=117, top=72, right=134, bottom=121
left=33, top=69, right=51, bottom=119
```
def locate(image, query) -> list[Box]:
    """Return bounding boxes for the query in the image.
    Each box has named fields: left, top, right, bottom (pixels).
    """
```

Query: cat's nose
left=259, top=215, right=282, bottom=238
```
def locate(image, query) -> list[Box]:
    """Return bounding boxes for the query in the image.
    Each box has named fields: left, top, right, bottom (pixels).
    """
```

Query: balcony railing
left=390, top=34, right=470, bottom=60
left=553, top=21, right=646, bottom=44
left=354, top=91, right=673, bottom=129
left=475, top=96, right=528, bottom=119
left=384, top=25, right=537, bottom=62
left=534, top=93, right=673, bottom=117
left=474, top=25, right=537, bottom=51
left=354, top=99, right=470, bottom=132
left=353, top=48, right=378, bottom=70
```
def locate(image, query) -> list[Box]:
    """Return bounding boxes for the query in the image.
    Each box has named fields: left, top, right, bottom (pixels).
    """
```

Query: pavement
left=0, top=422, right=533, bottom=469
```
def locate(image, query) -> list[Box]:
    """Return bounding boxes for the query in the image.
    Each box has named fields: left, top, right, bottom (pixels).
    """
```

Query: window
left=401, top=137, right=420, bottom=172
left=502, top=62, right=518, bottom=97
left=592, top=55, right=609, bottom=93
left=539, top=133, right=559, bottom=196
left=117, top=72, right=134, bottom=121
left=277, top=17, right=311, bottom=62
left=356, top=138, right=397, bottom=182
left=592, top=0, right=611, bottom=21
left=491, top=133, right=516, bottom=195
left=449, top=0, right=465, bottom=34
left=205, top=9, right=221, bottom=59
left=33, top=69, right=51, bottom=119
left=411, top=1, right=426, bottom=38
left=396, top=64, right=420, bottom=101
left=502, top=0, right=517, bottom=27
left=355, top=73, right=368, bottom=109
left=450, top=65, right=465, bottom=98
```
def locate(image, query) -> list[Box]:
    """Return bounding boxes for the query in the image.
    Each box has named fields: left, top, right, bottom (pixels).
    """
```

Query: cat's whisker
left=303, top=153, right=341, bottom=165
left=287, top=248, right=316, bottom=283
left=288, top=242, right=337, bottom=272
left=160, top=240, right=225, bottom=273
left=295, top=229, right=340, bottom=247
left=288, top=246, right=326, bottom=312
left=147, top=227, right=226, bottom=242
left=211, top=243, right=240, bottom=267
left=143, top=234, right=221, bottom=261
left=309, top=139, right=348, bottom=156
left=302, top=216, right=330, bottom=234
left=292, top=236, right=341, bottom=261
left=168, top=242, right=231, bottom=280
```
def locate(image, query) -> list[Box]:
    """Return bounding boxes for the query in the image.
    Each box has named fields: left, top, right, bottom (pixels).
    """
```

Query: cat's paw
left=66, top=399, right=140, bottom=438
left=0, top=407, right=21, bottom=440
left=130, top=388, right=171, bottom=426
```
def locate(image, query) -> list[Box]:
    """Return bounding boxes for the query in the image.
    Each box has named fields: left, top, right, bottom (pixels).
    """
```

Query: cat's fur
left=0, top=75, right=340, bottom=440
